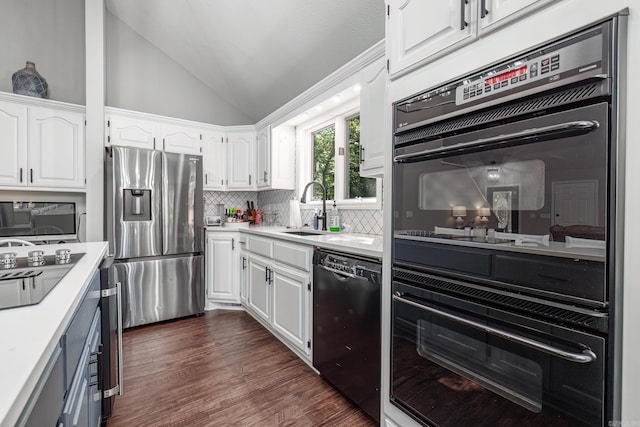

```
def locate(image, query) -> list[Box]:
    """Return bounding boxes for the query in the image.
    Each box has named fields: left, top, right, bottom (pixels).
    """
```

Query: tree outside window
left=313, top=125, right=335, bottom=200
left=347, top=116, right=375, bottom=199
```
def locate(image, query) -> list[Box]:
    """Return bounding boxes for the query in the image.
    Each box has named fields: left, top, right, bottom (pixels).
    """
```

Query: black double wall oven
left=391, top=17, right=624, bottom=427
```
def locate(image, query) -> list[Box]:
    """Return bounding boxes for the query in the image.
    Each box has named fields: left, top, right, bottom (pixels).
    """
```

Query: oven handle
left=393, top=293, right=597, bottom=364
left=393, top=120, right=599, bottom=163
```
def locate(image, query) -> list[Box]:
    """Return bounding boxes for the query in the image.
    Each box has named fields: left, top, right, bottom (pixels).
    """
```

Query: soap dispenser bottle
left=328, top=201, right=341, bottom=232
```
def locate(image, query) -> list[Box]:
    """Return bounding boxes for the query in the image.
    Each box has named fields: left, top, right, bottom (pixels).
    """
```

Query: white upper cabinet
left=28, top=106, right=85, bottom=189
left=256, top=124, right=295, bottom=190
left=106, top=111, right=157, bottom=150
left=270, top=125, right=296, bottom=190
left=386, top=0, right=476, bottom=78
left=359, top=58, right=387, bottom=177
left=386, top=0, right=557, bottom=78
left=158, top=122, right=203, bottom=155
left=0, top=101, right=27, bottom=186
left=0, top=97, right=85, bottom=190
left=479, top=0, right=556, bottom=34
left=202, top=128, right=226, bottom=190
left=105, top=108, right=203, bottom=155
left=256, top=125, right=271, bottom=189
left=226, top=129, right=256, bottom=190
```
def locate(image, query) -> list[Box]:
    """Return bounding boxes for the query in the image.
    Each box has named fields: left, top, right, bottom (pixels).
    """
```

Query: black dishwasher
left=313, top=248, right=381, bottom=423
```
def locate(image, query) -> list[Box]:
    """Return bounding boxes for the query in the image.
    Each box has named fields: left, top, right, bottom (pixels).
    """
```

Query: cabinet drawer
left=246, top=235, right=273, bottom=258
left=273, top=240, right=312, bottom=272
left=64, top=270, right=100, bottom=388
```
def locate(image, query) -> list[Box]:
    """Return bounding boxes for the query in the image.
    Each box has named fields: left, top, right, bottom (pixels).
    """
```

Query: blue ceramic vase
left=12, top=61, right=49, bottom=99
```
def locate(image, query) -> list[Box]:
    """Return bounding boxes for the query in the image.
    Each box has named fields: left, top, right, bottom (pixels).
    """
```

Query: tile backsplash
left=204, top=190, right=382, bottom=235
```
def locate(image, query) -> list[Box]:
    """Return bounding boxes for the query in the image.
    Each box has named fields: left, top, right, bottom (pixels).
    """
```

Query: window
left=346, top=115, right=376, bottom=199
left=313, top=125, right=335, bottom=200
left=299, top=102, right=381, bottom=208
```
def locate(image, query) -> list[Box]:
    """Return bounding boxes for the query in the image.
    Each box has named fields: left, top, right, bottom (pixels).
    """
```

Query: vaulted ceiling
left=106, top=0, right=385, bottom=123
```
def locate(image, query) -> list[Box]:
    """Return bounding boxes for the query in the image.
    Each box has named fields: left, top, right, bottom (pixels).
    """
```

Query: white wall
left=105, top=11, right=252, bottom=126
left=0, top=0, right=86, bottom=105
left=384, top=2, right=639, bottom=426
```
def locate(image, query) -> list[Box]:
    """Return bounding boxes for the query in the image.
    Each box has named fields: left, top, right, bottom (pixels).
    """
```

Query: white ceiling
left=106, top=0, right=385, bottom=124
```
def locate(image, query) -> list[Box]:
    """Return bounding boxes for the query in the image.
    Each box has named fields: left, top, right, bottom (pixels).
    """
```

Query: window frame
left=297, top=100, right=381, bottom=210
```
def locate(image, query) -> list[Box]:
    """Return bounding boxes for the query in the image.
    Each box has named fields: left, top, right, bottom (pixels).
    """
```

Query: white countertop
left=0, top=241, right=108, bottom=427
left=206, top=225, right=383, bottom=259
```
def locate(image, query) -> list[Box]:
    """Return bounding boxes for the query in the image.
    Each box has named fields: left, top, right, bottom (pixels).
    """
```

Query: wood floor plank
left=107, top=310, right=377, bottom=426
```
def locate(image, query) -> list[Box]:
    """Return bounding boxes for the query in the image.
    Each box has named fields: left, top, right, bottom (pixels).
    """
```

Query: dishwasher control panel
left=316, top=251, right=381, bottom=281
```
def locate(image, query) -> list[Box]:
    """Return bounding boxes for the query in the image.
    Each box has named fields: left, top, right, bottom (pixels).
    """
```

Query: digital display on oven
left=485, top=65, right=528, bottom=86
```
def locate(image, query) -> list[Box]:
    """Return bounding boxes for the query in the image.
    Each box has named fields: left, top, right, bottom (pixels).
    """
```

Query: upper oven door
left=393, top=101, right=609, bottom=260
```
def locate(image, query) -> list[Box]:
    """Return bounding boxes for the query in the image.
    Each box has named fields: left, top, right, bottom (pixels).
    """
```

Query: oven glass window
left=393, top=102, right=608, bottom=260
left=391, top=288, right=605, bottom=426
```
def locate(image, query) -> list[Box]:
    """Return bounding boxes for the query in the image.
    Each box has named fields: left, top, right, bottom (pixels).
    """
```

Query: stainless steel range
left=0, top=249, right=84, bottom=310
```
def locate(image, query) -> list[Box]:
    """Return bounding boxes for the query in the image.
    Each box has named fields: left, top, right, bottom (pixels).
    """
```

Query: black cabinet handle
left=265, top=267, right=269, bottom=282
left=460, top=0, right=469, bottom=30
left=30, top=168, right=33, bottom=183
left=481, top=0, right=489, bottom=18
left=19, top=168, right=23, bottom=183
left=205, top=173, right=208, bottom=185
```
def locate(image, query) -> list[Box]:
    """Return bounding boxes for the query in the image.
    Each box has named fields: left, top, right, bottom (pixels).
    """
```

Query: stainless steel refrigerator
left=105, top=146, right=204, bottom=328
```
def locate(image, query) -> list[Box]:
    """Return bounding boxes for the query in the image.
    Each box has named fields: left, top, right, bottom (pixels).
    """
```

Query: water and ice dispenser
left=123, top=189, right=152, bottom=221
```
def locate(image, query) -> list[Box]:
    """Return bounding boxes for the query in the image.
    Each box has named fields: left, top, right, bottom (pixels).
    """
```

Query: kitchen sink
left=283, top=231, right=324, bottom=236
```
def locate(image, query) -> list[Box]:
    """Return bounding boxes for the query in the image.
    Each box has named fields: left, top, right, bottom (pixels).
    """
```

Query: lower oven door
left=391, top=282, right=605, bottom=427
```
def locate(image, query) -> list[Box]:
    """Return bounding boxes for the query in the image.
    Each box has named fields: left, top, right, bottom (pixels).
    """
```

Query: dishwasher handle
left=318, top=264, right=368, bottom=281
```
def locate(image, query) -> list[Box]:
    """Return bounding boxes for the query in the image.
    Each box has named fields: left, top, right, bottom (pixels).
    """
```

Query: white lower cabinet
left=243, top=235, right=312, bottom=359
left=205, top=232, right=240, bottom=307
left=271, top=263, right=309, bottom=354
left=247, top=254, right=271, bottom=322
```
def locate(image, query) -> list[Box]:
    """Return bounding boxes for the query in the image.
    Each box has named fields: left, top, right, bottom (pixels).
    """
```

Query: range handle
left=393, top=292, right=597, bottom=364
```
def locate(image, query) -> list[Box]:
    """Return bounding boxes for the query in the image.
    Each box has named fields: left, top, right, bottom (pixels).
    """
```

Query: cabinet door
left=106, top=112, right=157, bottom=149
left=28, top=106, right=85, bottom=189
left=239, top=251, right=248, bottom=305
left=227, top=131, right=255, bottom=189
left=256, top=125, right=271, bottom=188
left=271, top=264, right=309, bottom=354
left=479, top=0, right=555, bottom=33
left=270, top=125, right=296, bottom=190
left=386, top=0, right=476, bottom=77
left=359, top=59, right=386, bottom=177
left=160, top=123, right=203, bottom=155
left=247, top=255, right=270, bottom=322
left=202, top=130, right=226, bottom=190
left=0, top=101, right=28, bottom=187
left=206, top=233, right=239, bottom=303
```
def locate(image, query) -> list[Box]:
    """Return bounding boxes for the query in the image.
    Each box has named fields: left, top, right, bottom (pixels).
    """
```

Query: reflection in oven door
left=391, top=282, right=605, bottom=427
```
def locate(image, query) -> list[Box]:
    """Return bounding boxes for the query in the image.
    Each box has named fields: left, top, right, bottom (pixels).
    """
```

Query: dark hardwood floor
left=107, top=310, right=376, bottom=427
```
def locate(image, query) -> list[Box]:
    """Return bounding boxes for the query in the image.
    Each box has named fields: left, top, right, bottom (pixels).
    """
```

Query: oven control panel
left=395, top=23, right=609, bottom=134
left=455, top=33, right=603, bottom=106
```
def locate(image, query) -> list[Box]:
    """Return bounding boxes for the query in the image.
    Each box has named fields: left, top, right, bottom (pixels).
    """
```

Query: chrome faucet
left=300, top=181, right=327, bottom=231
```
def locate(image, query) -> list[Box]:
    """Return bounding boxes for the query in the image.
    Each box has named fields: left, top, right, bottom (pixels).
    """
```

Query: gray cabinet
left=17, top=270, right=101, bottom=427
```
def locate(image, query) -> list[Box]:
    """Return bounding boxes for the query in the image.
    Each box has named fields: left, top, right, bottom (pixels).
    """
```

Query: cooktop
left=0, top=249, right=85, bottom=310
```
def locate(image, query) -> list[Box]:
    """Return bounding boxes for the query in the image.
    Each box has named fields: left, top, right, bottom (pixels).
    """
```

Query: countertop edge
left=206, top=226, right=383, bottom=259
left=0, top=242, right=108, bottom=427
